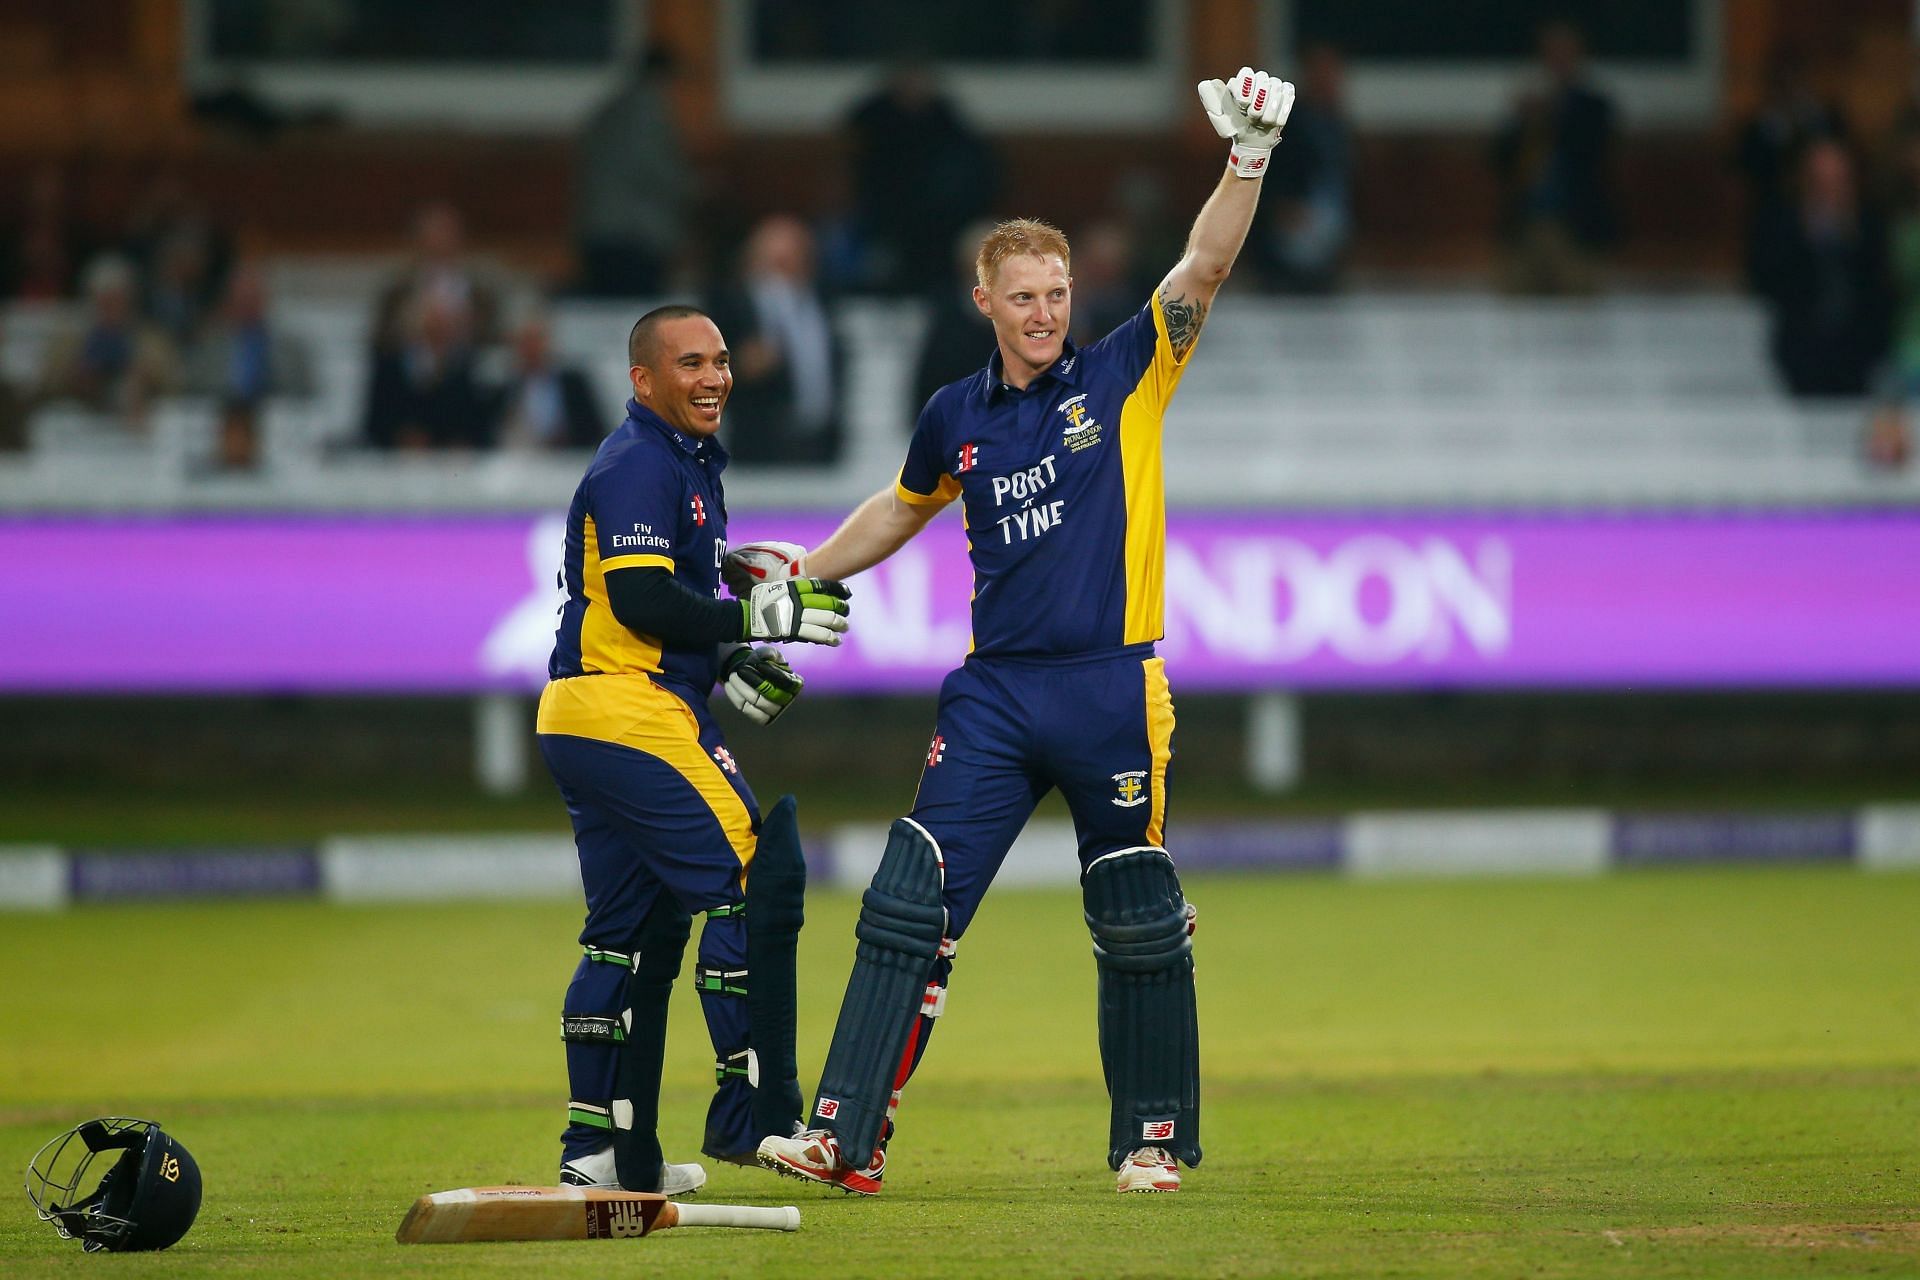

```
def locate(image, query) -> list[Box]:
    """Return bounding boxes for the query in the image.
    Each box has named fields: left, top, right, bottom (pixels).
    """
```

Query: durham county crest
left=1058, top=394, right=1103, bottom=452
left=1111, top=770, right=1148, bottom=807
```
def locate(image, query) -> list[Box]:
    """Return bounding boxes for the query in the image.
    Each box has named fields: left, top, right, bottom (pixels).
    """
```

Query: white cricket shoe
left=1115, top=1146, right=1181, bottom=1193
left=756, top=1128, right=885, bottom=1195
left=560, top=1146, right=708, bottom=1197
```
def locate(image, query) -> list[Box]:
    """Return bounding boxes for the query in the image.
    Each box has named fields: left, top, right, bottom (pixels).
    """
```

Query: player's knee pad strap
left=715, top=1047, right=756, bottom=1086
left=811, top=817, right=946, bottom=1166
left=561, top=1014, right=625, bottom=1045
left=1084, top=846, right=1201, bottom=1170
left=561, top=947, right=632, bottom=1043
left=693, top=965, right=748, bottom=997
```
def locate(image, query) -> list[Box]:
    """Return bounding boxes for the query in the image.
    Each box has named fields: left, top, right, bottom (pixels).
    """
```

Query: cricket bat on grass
left=396, top=1185, right=800, bottom=1243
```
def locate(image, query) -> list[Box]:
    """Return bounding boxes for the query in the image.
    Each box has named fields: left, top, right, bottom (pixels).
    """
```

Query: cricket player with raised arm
left=749, top=69, right=1294, bottom=1194
left=537, top=305, right=854, bottom=1196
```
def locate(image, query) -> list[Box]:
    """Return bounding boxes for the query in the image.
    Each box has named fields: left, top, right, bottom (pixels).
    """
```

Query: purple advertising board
left=1, top=511, right=1916, bottom=692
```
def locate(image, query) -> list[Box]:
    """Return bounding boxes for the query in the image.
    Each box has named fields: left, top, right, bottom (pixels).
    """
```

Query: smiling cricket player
left=747, top=68, right=1295, bottom=1194
left=536, top=306, right=854, bottom=1194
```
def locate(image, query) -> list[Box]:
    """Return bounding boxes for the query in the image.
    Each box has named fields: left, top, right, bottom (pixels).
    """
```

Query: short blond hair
left=975, top=218, right=1071, bottom=290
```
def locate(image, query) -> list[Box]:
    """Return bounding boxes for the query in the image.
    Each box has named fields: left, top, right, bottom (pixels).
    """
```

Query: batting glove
left=722, top=645, right=804, bottom=725
left=1197, top=66, right=1295, bottom=178
left=742, top=577, right=852, bottom=646
left=722, top=540, right=808, bottom=597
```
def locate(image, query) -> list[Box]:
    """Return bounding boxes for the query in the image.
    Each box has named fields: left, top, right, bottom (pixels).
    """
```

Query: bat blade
left=396, top=1186, right=671, bottom=1244
left=395, top=1185, right=799, bottom=1244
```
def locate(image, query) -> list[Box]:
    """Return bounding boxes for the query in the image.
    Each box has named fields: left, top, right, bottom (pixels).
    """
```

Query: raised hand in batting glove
left=1197, top=66, right=1294, bottom=178
left=722, top=540, right=808, bottom=597
left=722, top=645, right=803, bottom=726
left=742, top=577, right=852, bottom=646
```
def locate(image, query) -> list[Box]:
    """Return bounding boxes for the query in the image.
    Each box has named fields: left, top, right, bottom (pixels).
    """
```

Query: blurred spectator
left=0, top=314, right=25, bottom=451
left=1, top=166, right=87, bottom=301
left=186, top=262, right=313, bottom=403
left=143, top=228, right=221, bottom=351
left=1110, top=169, right=1186, bottom=301
left=1254, top=43, right=1354, bottom=293
left=1752, top=140, right=1892, bottom=398
left=1868, top=132, right=1920, bottom=469
left=1866, top=403, right=1912, bottom=468
left=210, top=403, right=259, bottom=471
left=487, top=301, right=604, bottom=450
left=186, top=262, right=315, bottom=469
left=373, top=203, right=501, bottom=353
left=363, top=287, right=488, bottom=451
left=912, top=219, right=998, bottom=413
left=1491, top=21, right=1619, bottom=295
left=1070, top=220, right=1138, bottom=341
left=707, top=215, right=843, bottom=465
left=813, top=168, right=879, bottom=295
left=573, top=46, right=692, bottom=298
left=121, top=177, right=232, bottom=324
left=38, top=255, right=182, bottom=423
left=1735, top=49, right=1848, bottom=290
left=846, top=63, right=999, bottom=295
left=1890, top=134, right=1920, bottom=373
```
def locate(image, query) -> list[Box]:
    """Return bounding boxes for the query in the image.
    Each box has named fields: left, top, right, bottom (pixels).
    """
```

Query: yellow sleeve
left=599, top=553, right=676, bottom=573
left=894, top=471, right=962, bottom=508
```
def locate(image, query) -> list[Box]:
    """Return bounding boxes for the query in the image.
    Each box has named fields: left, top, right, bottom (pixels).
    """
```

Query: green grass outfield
left=2, top=867, right=1916, bottom=1278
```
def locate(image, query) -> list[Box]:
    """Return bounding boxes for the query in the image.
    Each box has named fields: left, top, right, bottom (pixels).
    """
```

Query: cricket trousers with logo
left=537, top=672, right=763, bottom=1165
left=873, top=644, right=1178, bottom=1145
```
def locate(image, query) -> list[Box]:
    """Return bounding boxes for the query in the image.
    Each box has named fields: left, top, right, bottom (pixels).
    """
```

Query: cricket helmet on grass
left=25, top=1116, right=202, bottom=1252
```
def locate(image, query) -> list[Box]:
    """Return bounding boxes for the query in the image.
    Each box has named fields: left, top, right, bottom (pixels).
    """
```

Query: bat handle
left=669, top=1203, right=802, bottom=1232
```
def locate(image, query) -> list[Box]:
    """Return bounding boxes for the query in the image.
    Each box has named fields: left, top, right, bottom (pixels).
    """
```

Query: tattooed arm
left=1156, top=167, right=1263, bottom=359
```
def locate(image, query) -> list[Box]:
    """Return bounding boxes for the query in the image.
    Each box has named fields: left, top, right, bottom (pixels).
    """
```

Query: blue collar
left=981, top=338, right=1083, bottom=404
left=627, top=399, right=729, bottom=468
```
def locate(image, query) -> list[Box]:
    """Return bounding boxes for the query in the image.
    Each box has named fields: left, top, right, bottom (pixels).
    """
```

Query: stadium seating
left=1160, top=296, right=1899, bottom=506
left=1, top=294, right=1911, bottom=510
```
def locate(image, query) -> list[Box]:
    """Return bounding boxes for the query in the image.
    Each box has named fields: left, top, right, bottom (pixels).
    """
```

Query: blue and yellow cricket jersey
left=896, top=293, right=1194, bottom=658
left=549, top=399, right=729, bottom=698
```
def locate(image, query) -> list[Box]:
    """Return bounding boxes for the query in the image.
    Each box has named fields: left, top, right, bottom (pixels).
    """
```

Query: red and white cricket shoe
left=1115, top=1145, right=1181, bottom=1193
left=755, top=1128, right=885, bottom=1196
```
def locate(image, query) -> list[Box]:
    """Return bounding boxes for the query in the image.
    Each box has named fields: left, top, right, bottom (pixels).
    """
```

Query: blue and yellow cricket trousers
left=886, top=646, right=1176, bottom=1132
left=536, top=673, right=760, bottom=1163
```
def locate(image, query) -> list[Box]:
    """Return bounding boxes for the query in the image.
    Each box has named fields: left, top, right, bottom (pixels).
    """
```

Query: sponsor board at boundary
left=3, top=806, right=1916, bottom=909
